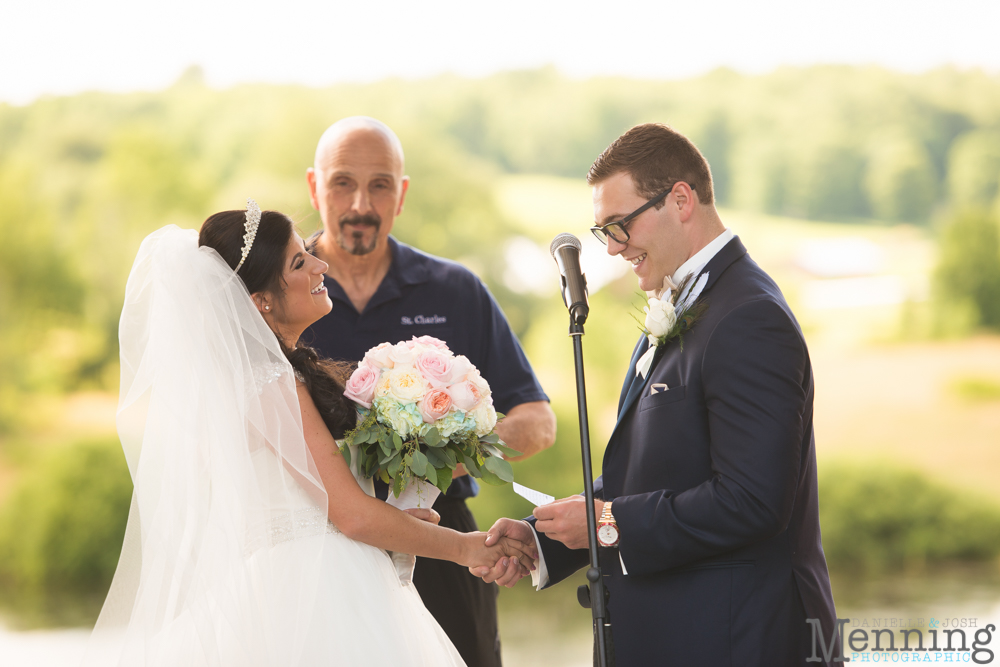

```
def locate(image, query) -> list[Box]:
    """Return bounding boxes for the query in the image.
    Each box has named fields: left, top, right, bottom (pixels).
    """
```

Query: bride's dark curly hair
left=199, top=208, right=356, bottom=438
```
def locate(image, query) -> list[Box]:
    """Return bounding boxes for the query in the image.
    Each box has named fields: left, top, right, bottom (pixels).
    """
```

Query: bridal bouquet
left=340, top=336, right=518, bottom=503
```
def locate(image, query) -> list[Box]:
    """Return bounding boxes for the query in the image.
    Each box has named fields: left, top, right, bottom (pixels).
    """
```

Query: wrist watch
left=597, top=501, right=621, bottom=548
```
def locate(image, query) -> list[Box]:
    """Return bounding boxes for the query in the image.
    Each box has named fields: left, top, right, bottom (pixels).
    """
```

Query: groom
left=478, top=123, right=840, bottom=665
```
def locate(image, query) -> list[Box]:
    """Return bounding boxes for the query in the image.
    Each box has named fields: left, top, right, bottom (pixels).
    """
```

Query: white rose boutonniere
left=635, top=272, right=710, bottom=378
left=643, top=296, right=677, bottom=341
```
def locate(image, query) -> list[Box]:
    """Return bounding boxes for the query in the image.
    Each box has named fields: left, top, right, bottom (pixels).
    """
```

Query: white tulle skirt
left=129, top=531, right=465, bottom=667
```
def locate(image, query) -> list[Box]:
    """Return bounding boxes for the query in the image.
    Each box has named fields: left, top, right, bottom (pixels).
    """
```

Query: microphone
left=549, top=233, right=590, bottom=325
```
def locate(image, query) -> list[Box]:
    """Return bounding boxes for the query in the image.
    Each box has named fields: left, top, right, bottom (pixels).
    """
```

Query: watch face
left=598, top=524, right=619, bottom=546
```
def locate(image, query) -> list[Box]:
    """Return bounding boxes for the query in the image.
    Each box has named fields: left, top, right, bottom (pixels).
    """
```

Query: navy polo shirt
left=303, top=235, right=549, bottom=500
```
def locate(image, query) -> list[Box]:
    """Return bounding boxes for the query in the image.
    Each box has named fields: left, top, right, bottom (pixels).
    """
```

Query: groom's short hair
left=588, top=123, right=715, bottom=206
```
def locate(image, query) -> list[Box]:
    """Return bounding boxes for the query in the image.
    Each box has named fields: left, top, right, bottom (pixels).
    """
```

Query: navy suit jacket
left=533, top=237, right=839, bottom=666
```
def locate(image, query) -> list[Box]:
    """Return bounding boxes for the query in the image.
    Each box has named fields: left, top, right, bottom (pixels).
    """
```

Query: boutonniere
left=635, top=272, right=709, bottom=378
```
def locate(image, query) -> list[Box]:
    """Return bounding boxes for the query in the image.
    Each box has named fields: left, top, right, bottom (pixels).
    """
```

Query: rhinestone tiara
left=234, top=198, right=261, bottom=273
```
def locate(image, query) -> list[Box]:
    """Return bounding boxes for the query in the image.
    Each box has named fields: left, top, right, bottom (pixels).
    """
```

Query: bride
left=82, top=202, right=534, bottom=666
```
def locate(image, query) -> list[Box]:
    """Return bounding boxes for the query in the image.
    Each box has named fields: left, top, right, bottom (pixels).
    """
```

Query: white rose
left=644, top=297, right=677, bottom=337
left=472, top=400, right=497, bottom=437
left=388, top=342, right=415, bottom=366
left=364, top=342, right=395, bottom=370
left=387, top=366, right=426, bottom=402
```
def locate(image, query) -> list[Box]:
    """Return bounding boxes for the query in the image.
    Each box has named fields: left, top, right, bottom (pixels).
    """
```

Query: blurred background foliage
left=2, top=64, right=1000, bottom=626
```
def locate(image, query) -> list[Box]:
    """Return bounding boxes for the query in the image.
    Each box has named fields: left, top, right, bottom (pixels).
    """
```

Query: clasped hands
left=468, top=496, right=603, bottom=588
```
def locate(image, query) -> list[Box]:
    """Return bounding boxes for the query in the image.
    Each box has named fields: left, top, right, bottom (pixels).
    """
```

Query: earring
left=264, top=305, right=270, bottom=311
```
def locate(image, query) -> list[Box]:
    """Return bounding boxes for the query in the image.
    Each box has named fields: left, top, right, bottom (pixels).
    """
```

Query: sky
left=2, top=0, right=999, bottom=105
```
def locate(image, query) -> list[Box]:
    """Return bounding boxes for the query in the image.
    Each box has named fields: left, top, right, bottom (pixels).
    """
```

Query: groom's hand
left=533, top=496, right=604, bottom=550
left=470, top=518, right=537, bottom=587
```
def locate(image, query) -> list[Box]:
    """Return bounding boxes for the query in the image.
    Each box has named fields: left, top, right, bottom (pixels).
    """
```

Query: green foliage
left=819, top=461, right=1000, bottom=571
left=2, top=66, right=1000, bottom=428
left=0, top=439, right=132, bottom=625
left=342, top=406, right=516, bottom=497
left=947, top=130, right=1000, bottom=210
left=933, top=209, right=1000, bottom=329
left=950, top=375, right=1000, bottom=402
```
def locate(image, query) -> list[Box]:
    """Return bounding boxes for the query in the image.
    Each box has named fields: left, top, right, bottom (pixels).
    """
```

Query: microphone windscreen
left=550, top=233, right=582, bottom=258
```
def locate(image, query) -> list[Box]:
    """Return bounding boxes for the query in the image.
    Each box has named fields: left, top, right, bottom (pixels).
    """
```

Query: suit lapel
left=605, top=236, right=749, bottom=444
left=616, top=335, right=648, bottom=414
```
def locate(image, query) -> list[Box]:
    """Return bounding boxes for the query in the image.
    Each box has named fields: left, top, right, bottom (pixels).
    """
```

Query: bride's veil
left=83, top=226, right=330, bottom=666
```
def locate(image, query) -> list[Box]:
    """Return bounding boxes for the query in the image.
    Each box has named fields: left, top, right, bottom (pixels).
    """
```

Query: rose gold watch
left=597, top=501, right=620, bottom=548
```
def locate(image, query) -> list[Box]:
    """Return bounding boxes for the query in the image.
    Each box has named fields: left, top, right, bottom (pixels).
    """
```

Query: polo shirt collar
left=386, top=236, right=432, bottom=287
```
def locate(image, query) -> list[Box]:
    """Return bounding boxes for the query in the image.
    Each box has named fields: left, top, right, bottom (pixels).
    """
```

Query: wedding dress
left=82, top=226, right=465, bottom=667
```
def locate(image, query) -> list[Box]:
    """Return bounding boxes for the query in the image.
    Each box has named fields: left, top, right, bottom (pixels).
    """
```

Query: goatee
left=337, top=213, right=381, bottom=256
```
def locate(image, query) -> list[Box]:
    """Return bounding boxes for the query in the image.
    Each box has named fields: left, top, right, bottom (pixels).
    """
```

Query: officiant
left=302, top=116, right=556, bottom=667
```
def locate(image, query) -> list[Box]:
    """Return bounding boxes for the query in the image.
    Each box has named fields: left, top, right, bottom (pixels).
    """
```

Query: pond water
left=2, top=566, right=999, bottom=666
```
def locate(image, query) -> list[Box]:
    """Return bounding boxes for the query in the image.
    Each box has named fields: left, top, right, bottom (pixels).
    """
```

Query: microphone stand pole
left=569, top=317, right=614, bottom=667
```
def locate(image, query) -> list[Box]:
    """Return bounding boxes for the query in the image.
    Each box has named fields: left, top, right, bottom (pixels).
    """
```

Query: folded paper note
left=513, top=482, right=554, bottom=507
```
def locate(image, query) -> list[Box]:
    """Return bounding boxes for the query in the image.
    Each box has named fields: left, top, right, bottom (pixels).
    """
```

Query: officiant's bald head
left=307, top=117, right=410, bottom=257
left=313, top=117, right=405, bottom=177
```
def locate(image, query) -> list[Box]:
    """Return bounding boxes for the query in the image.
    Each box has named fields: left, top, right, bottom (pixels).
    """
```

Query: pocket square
left=650, top=383, right=669, bottom=395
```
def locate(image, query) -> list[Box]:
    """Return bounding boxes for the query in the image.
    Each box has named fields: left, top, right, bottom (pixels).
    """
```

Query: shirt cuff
left=527, top=522, right=550, bottom=590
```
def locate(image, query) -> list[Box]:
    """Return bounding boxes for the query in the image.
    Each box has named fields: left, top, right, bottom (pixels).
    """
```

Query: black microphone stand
left=567, top=309, right=614, bottom=667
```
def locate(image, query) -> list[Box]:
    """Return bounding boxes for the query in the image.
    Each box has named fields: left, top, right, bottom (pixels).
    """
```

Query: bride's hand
left=403, top=507, right=441, bottom=525
left=461, top=532, right=537, bottom=585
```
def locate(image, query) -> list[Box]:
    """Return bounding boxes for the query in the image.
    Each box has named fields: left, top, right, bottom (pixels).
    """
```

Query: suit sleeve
left=613, top=298, right=808, bottom=575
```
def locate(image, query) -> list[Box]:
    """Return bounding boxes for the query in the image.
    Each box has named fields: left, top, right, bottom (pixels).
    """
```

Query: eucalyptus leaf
left=424, top=447, right=446, bottom=468
left=491, top=442, right=522, bottom=458
left=378, top=468, right=391, bottom=484
left=462, top=454, right=481, bottom=477
left=392, top=432, right=403, bottom=449
left=424, top=464, right=437, bottom=486
left=388, top=452, right=403, bottom=477
left=478, top=468, right=505, bottom=486
left=341, top=444, right=352, bottom=468
left=435, top=468, right=453, bottom=494
left=483, top=455, right=514, bottom=483
left=480, top=433, right=499, bottom=444
left=424, top=427, right=442, bottom=447
left=411, top=450, right=428, bottom=476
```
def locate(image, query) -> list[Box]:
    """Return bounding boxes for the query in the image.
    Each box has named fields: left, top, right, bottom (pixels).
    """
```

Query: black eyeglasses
left=590, top=185, right=686, bottom=246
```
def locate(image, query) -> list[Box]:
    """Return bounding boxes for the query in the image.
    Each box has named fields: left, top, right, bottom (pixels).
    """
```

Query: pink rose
left=411, top=335, right=449, bottom=351
left=467, top=369, right=492, bottom=400
left=415, top=349, right=454, bottom=388
left=419, top=388, right=453, bottom=423
left=363, top=342, right=395, bottom=370
left=344, top=364, right=379, bottom=409
left=449, top=355, right=474, bottom=384
left=447, top=380, right=482, bottom=411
